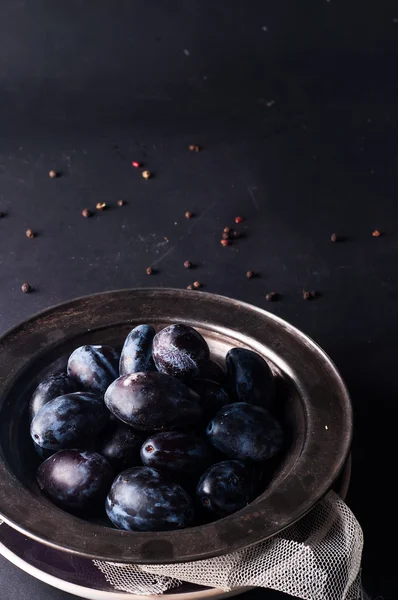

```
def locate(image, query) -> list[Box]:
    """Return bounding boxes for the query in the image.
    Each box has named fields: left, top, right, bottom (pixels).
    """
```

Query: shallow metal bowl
left=0, top=288, right=352, bottom=564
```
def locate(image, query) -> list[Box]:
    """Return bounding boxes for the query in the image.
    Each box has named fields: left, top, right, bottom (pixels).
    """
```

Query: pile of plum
left=30, top=324, right=284, bottom=532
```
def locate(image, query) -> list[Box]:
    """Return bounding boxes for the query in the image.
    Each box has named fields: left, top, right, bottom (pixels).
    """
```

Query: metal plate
left=0, top=456, right=351, bottom=597
left=0, top=288, right=352, bottom=564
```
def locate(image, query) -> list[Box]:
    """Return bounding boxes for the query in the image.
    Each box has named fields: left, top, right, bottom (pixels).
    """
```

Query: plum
left=197, top=460, right=258, bottom=517
left=119, top=324, right=156, bottom=376
left=105, top=372, right=202, bottom=431
left=189, top=379, right=230, bottom=419
left=37, top=450, right=113, bottom=513
left=31, top=392, right=108, bottom=451
left=206, top=402, right=284, bottom=461
left=29, top=373, right=79, bottom=423
left=141, top=431, right=213, bottom=475
left=106, top=467, right=194, bottom=531
left=98, top=421, right=147, bottom=471
left=226, top=348, right=275, bottom=410
left=67, top=345, right=119, bottom=394
left=152, top=324, right=209, bottom=379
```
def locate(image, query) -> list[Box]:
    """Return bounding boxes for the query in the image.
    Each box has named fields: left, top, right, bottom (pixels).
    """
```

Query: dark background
left=0, top=1, right=396, bottom=598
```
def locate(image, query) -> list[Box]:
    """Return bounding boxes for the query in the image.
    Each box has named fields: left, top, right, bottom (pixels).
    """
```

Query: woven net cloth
left=93, top=491, right=368, bottom=599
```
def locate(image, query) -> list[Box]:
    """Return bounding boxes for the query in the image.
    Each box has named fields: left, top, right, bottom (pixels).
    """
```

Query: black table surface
left=0, top=1, right=396, bottom=598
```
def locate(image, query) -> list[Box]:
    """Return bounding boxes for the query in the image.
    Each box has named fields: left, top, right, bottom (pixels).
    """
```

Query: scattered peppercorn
left=235, top=216, right=244, bottom=224
left=184, top=260, right=192, bottom=269
left=223, top=227, right=231, bottom=234
left=220, top=239, right=229, bottom=247
left=185, top=211, right=193, bottom=219
left=246, top=271, right=254, bottom=279
left=25, top=229, right=35, bottom=239
left=372, top=229, right=381, bottom=237
left=193, top=281, right=201, bottom=289
left=222, top=232, right=230, bottom=240
left=303, top=291, right=311, bottom=301
left=186, top=284, right=194, bottom=290
left=21, top=283, right=31, bottom=293
left=232, top=230, right=240, bottom=239
left=189, top=145, right=200, bottom=152
left=82, top=208, right=91, bottom=218
left=132, top=161, right=141, bottom=168
left=265, top=292, right=278, bottom=302
left=48, top=170, right=57, bottom=179
left=146, top=266, right=153, bottom=275
left=330, top=233, right=337, bottom=243
left=142, top=170, right=151, bottom=179
left=96, top=202, right=107, bottom=211
left=117, top=200, right=125, bottom=207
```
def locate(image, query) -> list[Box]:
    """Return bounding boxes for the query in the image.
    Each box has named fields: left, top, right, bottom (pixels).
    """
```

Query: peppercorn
left=186, top=284, right=194, bottom=290
left=185, top=211, right=193, bottom=219
left=246, top=271, right=254, bottom=279
left=265, top=292, right=278, bottom=302
left=222, top=232, right=230, bottom=240
left=132, top=161, right=141, bottom=168
left=223, top=227, right=231, bottom=234
left=193, top=281, right=201, bottom=289
left=96, top=202, right=106, bottom=211
left=146, top=266, right=153, bottom=275
left=372, top=229, right=381, bottom=237
left=117, top=200, right=125, bottom=206
left=142, top=170, right=151, bottom=179
left=220, top=239, right=229, bottom=247
left=184, top=261, right=192, bottom=269
left=302, top=290, right=311, bottom=300
left=82, top=208, right=91, bottom=218
left=21, top=283, right=31, bottom=293
left=25, top=229, right=35, bottom=239
left=189, top=145, right=200, bottom=152
left=330, top=233, right=337, bottom=242
left=235, top=216, right=244, bottom=224
left=48, top=170, right=57, bottom=179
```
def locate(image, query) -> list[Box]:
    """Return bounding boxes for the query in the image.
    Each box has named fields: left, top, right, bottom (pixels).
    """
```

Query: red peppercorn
left=132, top=161, right=141, bottom=168
left=220, top=239, right=229, bottom=247
left=235, top=216, right=244, bottom=224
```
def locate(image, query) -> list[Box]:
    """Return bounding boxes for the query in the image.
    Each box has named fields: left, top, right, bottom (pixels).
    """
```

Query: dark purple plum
left=37, top=450, right=114, bottom=513
left=190, top=379, right=230, bottom=419
left=29, top=373, right=79, bottom=423
left=98, top=421, right=147, bottom=471
left=106, top=467, right=194, bottom=531
left=207, top=402, right=284, bottom=461
left=141, top=431, right=213, bottom=475
left=119, top=324, right=156, bottom=376
left=31, top=392, right=109, bottom=451
left=105, top=372, right=202, bottom=431
left=152, top=324, right=210, bottom=379
left=67, top=345, right=119, bottom=394
left=195, top=359, right=226, bottom=385
left=226, top=348, right=275, bottom=410
left=197, top=460, right=258, bottom=517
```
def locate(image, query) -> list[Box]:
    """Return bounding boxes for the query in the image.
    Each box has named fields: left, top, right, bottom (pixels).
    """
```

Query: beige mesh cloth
left=94, top=491, right=368, bottom=599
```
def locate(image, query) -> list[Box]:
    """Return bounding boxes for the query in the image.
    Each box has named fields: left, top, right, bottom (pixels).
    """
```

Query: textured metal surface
left=0, top=288, right=352, bottom=564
